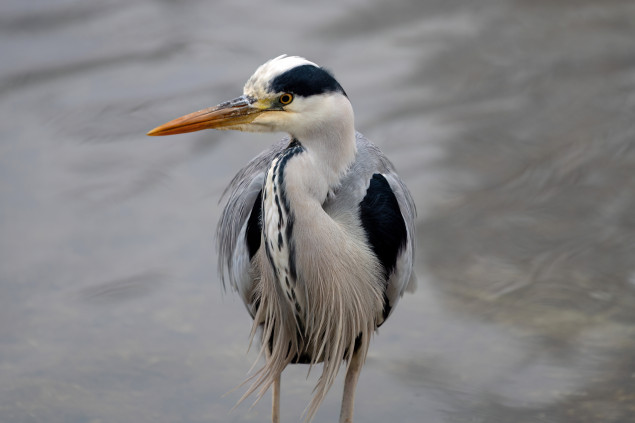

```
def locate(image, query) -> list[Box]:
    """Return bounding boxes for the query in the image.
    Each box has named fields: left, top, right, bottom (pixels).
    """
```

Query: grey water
left=1, top=0, right=635, bottom=422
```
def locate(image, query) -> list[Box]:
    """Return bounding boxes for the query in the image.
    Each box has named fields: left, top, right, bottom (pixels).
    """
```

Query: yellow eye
left=279, top=93, right=293, bottom=105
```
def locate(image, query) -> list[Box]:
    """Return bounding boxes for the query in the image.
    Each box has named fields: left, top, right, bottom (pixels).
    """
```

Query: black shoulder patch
left=359, top=174, right=407, bottom=280
left=270, top=64, right=347, bottom=97
left=245, top=190, right=262, bottom=260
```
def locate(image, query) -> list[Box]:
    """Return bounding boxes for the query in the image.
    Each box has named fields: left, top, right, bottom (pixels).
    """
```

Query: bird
left=147, top=55, right=416, bottom=423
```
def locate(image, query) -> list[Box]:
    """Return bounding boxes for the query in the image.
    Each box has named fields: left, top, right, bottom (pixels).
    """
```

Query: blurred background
left=1, top=0, right=635, bottom=422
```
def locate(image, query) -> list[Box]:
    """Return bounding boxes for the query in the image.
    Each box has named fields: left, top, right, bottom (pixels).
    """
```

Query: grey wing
left=216, top=138, right=289, bottom=316
left=327, top=133, right=416, bottom=325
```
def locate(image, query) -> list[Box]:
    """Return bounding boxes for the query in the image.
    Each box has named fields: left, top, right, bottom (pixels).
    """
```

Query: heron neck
left=298, top=135, right=356, bottom=195
left=289, top=101, right=357, bottom=193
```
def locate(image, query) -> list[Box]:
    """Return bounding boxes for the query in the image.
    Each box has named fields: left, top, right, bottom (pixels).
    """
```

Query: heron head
left=147, top=55, right=351, bottom=138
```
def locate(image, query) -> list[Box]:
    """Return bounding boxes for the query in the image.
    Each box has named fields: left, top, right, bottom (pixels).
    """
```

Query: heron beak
left=147, top=96, right=266, bottom=136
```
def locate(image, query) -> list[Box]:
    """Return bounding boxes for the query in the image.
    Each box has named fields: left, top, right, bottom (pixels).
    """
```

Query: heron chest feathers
left=262, top=140, right=305, bottom=316
left=259, top=139, right=385, bottom=335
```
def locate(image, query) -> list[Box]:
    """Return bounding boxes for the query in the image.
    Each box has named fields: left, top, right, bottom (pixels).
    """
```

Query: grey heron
left=148, top=55, right=416, bottom=423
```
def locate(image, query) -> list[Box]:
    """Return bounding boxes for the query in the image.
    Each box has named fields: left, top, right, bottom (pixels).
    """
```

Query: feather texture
left=216, top=133, right=416, bottom=419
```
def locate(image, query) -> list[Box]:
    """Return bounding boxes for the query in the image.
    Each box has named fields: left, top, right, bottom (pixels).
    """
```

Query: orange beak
left=147, top=96, right=265, bottom=136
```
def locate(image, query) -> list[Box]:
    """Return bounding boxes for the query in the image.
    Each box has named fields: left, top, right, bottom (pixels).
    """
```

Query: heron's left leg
left=263, top=345, right=281, bottom=423
left=271, top=373, right=280, bottom=423
left=339, top=346, right=364, bottom=423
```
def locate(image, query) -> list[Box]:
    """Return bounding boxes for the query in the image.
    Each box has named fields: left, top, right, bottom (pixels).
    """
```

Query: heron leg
left=272, top=373, right=280, bottom=423
left=263, top=346, right=281, bottom=423
left=339, top=346, right=364, bottom=423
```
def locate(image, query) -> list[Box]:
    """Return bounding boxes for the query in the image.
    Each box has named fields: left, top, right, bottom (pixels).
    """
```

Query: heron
left=148, top=55, right=416, bottom=423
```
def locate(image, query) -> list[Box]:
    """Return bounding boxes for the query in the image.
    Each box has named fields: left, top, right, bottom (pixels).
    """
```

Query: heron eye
left=279, top=93, right=293, bottom=105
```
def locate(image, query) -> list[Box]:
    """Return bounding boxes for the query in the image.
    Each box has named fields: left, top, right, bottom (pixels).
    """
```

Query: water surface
left=1, top=0, right=634, bottom=422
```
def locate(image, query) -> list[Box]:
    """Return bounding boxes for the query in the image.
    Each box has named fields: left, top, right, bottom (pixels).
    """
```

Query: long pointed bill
left=147, top=96, right=264, bottom=136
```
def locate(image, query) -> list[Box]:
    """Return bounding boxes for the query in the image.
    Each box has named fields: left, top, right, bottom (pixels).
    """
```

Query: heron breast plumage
left=262, top=140, right=304, bottom=318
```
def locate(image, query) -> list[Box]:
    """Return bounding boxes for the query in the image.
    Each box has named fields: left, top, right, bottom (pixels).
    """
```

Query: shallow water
left=1, top=0, right=635, bottom=422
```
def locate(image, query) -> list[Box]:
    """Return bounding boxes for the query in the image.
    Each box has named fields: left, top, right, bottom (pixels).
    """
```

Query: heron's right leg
left=271, top=373, right=280, bottom=423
